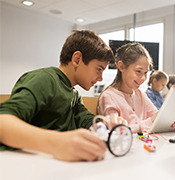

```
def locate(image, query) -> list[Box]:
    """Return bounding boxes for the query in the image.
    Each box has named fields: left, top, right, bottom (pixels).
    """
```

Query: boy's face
left=75, top=59, right=108, bottom=91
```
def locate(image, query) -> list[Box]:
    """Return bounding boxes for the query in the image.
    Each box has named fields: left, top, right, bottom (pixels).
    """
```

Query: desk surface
left=0, top=132, right=175, bottom=180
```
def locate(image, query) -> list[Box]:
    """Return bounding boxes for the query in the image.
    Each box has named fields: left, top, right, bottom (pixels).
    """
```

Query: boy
left=166, top=74, right=175, bottom=90
left=164, top=74, right=175, bottom=99
left=0, top=30, right=115, bottom=162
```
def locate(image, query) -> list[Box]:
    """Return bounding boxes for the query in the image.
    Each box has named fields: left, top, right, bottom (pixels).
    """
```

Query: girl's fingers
left=105, top=114, right=128, bottom=127
left=121, top=118, right=128, bottom=126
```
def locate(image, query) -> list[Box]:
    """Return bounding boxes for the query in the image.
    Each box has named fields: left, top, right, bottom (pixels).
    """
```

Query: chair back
left=0, top=94, right=10, bottom=103
left=0, top=94, right=99, bottom=115
left=82, top=96, right=99, bottom=115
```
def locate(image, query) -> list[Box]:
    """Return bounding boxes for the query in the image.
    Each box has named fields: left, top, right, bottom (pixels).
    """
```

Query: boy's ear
left=169, top=83, right=172, bottom=89
left=72, top=51, right=82, bottom=67
left=117, top=61, right=125, bottom=72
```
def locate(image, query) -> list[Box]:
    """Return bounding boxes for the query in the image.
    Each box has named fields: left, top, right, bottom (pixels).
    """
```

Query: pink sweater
left=98, top=86, right=158, bottom=133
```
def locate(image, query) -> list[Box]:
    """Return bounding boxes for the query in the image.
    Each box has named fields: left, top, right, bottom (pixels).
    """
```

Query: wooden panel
left=0, top=95, right=99, bottom=115
left=0, top=94, right=10, bottom=103
left=82, top=96, right=99, bottom=115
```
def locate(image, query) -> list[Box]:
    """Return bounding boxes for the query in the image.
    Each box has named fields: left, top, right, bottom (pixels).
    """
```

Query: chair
left=0, top=94, right=10, bottom=103
left=82, top=96, right=99, bottom=115
left=0, top=94, right=99, bottom=115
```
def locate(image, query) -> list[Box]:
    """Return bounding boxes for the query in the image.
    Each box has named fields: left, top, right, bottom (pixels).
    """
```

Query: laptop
left=149, top=85, right=175, bottom=133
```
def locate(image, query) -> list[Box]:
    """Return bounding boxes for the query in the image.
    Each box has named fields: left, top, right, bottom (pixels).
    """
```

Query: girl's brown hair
left=111, top=42, right=153, bottom=87
left=148, top=70, right=169, bottom=86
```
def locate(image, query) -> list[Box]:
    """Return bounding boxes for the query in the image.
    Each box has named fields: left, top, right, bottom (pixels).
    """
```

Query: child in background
left=0, top=30, right=118, bottom=162
left=146, top=70, right=168, bottom=110
left=164, top=74, right=175, bottom=99
left=98, top=43, right=158, bottom=133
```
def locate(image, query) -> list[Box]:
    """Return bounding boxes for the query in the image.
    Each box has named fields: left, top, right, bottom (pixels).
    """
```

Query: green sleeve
left=0, top=71, right=56, bottom=122
left=73, top=90, right=95, bottom=129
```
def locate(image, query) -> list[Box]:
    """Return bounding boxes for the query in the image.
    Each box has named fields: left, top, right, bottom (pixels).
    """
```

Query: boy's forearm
left=0, top=114, right=57, bottom=155
left=0, top=114, right=107, bottom=161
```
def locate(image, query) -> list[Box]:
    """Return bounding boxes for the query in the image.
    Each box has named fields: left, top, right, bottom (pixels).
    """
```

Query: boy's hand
left=0, top=114, right=106, bottom=162
left=52, top=129, right=106, bottom=162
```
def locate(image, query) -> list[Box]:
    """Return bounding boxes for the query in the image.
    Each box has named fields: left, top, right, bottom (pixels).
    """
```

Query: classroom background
left=0, top=1, right=175, bottom=97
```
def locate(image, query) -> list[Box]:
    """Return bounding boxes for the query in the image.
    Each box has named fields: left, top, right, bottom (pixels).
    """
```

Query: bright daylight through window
left=129, top=23, right=164, bottom=71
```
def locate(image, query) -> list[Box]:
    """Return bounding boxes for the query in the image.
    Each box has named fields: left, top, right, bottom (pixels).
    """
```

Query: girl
left=146, top=70, right=168, bottom=110
left=98, top=43, right=158, bottom=133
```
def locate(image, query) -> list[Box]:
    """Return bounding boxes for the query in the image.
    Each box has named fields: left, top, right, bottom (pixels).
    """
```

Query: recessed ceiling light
left=75, top=18, right=85, bottom=23
left=21, top=1, right=34, bottom=6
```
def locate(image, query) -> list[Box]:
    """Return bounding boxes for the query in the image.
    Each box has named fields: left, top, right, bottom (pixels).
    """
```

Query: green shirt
left=0, top=67, right=95, bottom=150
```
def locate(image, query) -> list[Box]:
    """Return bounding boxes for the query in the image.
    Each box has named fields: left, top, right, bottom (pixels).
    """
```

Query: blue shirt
left=146, top=87, right=164, bottom=110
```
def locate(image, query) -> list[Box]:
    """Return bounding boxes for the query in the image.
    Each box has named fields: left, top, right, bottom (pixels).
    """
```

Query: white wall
left=0, top=2, right=74, bottom=94
left=0, top=3, right=174, bottom=97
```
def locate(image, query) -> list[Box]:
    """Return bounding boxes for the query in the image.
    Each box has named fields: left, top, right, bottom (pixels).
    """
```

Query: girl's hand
left=105, top=114, right=128, bottom=129
left=151, top=111, right=159, bottom=123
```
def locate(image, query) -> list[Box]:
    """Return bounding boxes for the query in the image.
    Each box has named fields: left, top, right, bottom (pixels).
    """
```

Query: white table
left=0, top=132, right=175, bottom=180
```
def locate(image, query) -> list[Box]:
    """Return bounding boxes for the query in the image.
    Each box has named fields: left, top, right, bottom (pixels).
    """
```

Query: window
left=97, top=24, right=164, bottom=93
left=96, top=30, right=125, bottom=91
left=129, top=23, right=164, bottom=71
left=129, top=23, right=164, bottom=92
left=99, top=30, right=125, bottom=46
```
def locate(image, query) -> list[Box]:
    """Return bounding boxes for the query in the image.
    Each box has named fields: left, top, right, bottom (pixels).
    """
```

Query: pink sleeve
left=98, top=89, right=158, bottom=133
left=139, top=117, right=153, bottom=133
left=137, top=92, right=158, bottom=133
left=143, top=91, right=158, bottom=117
left=98, top=93, right=120, bottom=116
left=125, top=114, right=153, bottom=133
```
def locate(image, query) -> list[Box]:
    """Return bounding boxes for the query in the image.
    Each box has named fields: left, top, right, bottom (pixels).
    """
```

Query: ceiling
left=1, top=0, right=175, bottom=25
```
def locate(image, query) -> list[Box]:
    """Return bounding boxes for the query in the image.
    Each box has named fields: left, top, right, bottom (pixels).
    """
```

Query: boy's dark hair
left=167, top=74, right=175, bottom=89
left=60, top=30, right=115, bottom=65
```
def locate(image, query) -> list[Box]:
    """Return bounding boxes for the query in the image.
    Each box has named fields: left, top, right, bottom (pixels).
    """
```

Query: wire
left=149, top=131, right=169, bottom=141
